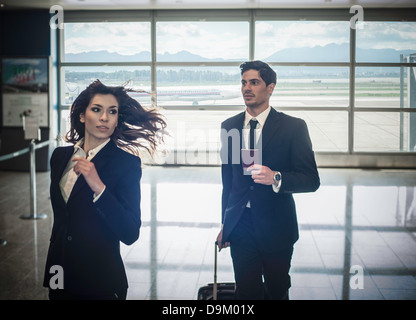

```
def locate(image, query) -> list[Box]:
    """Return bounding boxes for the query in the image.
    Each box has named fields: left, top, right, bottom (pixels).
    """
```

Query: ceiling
left=1, top=0, right=416, bottom=11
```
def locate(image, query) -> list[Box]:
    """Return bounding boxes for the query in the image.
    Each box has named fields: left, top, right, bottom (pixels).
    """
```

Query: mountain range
left=65, top=43, right=415, bottom=63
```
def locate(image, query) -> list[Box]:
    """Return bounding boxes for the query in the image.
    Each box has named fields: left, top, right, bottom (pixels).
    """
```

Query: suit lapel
left=231, top=112, right=245, bottom=166
left=53, top=147, right=74, bottom=184
left=259, top=107, right=282, bottom=150
left=90, top=140, right=115, bottom=173
left=50, top=146, right=74, bottom=211
left=231, top=108, right=282, bottom=151
left=235, top=112, right=245, bottom=152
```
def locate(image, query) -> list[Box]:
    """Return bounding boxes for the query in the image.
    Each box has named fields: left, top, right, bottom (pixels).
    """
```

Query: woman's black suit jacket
left=220, top=108, right=320, bottom=252
left=43, top=140, right=142, bottom=297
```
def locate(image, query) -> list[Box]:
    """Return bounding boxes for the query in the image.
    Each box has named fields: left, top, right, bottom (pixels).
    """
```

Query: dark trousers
left=49, top=288, right=127, bottom=300
left=229, top=207, right=293, bottom=300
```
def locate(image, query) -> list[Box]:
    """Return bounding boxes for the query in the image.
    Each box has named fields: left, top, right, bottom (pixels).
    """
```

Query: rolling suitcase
left=197, top=241, right=235, bottom=300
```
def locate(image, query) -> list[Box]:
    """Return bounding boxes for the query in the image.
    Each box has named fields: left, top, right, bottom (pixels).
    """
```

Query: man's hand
left=216, top=227, right=230, bottom=252
left=248, top=164, right=275, bottom=185
left=72, top=157, right=105, bottom=195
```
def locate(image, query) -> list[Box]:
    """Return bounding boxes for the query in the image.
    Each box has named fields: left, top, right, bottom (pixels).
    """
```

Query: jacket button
left=250, top=186, right=254, bottom=190
left=67, top=236, right=72, bottom=241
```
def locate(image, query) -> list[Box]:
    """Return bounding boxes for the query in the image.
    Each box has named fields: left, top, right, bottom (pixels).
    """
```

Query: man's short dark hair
left=240, top=60, right=277, bottom=87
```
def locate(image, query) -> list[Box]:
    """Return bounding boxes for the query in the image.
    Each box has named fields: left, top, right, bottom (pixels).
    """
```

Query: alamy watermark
left=50, top=5, right=64, bottom=30
left=350, top=265, right=364, bottom=290
left=49, top=265, right=64, bottom=289
left=350, top=5, right=364, bottom=29
left=153, top=124, right=263, bottom=168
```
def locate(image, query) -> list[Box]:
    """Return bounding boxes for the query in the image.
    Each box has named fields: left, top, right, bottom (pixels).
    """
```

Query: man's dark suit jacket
left=43, top=140, right=142, bottom=297
left=220, top=108, right=320, bottom=252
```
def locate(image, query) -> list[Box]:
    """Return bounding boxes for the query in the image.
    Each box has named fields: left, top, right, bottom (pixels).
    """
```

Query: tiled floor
left=0, top=166, right=416, bottom=300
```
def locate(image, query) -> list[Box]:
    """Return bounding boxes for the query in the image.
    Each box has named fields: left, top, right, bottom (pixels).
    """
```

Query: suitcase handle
left=214, top=241, right=218, bottom=300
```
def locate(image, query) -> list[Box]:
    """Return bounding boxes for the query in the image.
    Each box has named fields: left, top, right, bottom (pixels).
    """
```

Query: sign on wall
left=1, top=57, right=49, bottom=127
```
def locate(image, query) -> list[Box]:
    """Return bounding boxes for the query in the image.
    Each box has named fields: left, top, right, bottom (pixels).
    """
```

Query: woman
left=43, top=80, right=166, bottom=300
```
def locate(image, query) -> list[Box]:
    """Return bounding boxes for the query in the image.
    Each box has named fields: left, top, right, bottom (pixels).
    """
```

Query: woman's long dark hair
left=65, top=80, right=166, bottom=157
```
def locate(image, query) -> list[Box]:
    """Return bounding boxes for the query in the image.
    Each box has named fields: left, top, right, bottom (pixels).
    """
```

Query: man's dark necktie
left=249, top=119, right=258, bottom=149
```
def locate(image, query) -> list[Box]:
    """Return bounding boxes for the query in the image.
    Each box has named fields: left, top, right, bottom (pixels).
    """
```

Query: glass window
left=58, top=15, right=416, bottom=159
left=63, top=22, right=151, bottom=62
left=255, top=21, right=350, bottom=62
left=285, top=110, right=348, bottom=152
left=157, top=109, right=348, bottom=165
left=158, top=109, right=237, bottom=165
left=139, top=183, right=151, bottom=223
left=355, top=67, right=413, bottom=109
left=273, top=67, right=349, bottom=108
left=156, top=21, right=249, bottom=61
left=62, top=66, right=151, bottom=106
left=60, top=109, right=71, bottom=140
left=354, top=112, right=416, bottom=152
left=156, top=67, right=242, bottom=107
left=356, top=22, right=416, bottom=63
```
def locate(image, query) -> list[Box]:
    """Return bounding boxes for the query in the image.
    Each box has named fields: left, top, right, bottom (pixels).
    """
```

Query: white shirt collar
left=73, top=138, right=111, bottom=160
left=244, top=106, right=271, bottom=128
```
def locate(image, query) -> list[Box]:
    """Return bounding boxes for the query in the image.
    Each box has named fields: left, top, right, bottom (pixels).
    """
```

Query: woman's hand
left=72, top=157, right=105, bottom=195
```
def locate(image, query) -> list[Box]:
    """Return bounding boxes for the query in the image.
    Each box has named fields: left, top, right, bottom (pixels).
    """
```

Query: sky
left=157, top=22, right=249, bottom=60
left=64, top=21, right=416, bottom=60
left=255, top=21, right=350, bottom=59
left=356, top=21, right=416, bottom=50
left=65, top=22, right=151, bottom=56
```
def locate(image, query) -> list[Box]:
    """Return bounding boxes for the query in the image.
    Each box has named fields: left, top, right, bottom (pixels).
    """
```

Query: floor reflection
left=294, top=171, right=416, bottom=300
left=0, top=167, right=415, bottom=299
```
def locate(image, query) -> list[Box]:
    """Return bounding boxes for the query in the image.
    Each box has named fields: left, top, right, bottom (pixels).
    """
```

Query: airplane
left=129, top=87, right=241, bottom=105
left=65, top=82, right=241, bottom=105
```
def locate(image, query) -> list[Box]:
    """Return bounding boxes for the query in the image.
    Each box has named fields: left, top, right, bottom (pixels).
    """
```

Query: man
left=217, top=60, right=320, bottom=300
